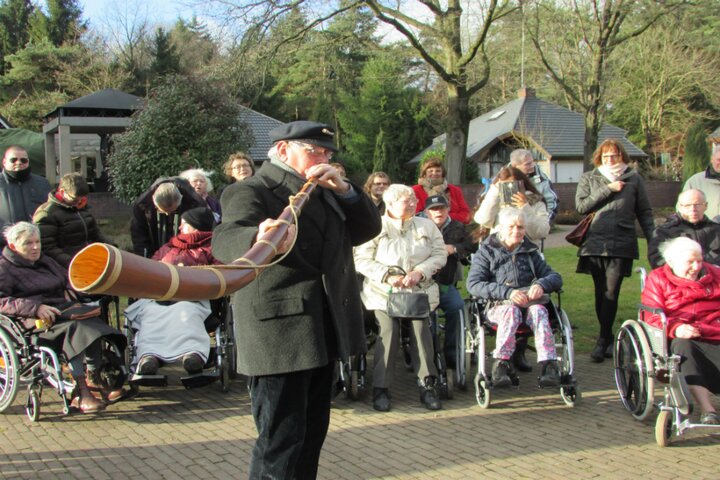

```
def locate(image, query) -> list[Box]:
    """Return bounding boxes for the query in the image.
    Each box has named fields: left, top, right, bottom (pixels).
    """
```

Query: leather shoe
left=419, top=377, right=442, bottom=411
left=700, top=412, right=719, bottom=425
left=182, top=353, right=205, bottom=375
left=137, top=355, right=160, bottom=375
left=590, top=338, right=610, bottom=363
left=372, top=388, right=391, bottom=412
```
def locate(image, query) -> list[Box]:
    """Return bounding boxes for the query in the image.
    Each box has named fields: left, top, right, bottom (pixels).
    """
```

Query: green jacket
left=212, top=162, right=382, bottom=376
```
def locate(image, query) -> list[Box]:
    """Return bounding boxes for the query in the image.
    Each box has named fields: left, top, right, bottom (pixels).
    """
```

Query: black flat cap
left=269, top=121, right=338, bottom=152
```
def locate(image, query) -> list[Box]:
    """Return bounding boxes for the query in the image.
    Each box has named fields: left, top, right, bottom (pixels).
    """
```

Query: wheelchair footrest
left=180, top=372, right=218, bottom=389
left=130, top=374, right=168, bottom=387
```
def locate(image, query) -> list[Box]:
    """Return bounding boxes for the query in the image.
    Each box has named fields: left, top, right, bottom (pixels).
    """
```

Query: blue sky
left=79, top=0, right=202, bottom=29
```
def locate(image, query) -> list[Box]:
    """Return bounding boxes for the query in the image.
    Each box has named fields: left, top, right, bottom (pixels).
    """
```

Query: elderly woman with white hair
left=0, top=222, right=127, bottom=413
left=354, top=184, right=447, bottom=412
left=466, top=207, right=563, bottom=388
left=641, top=237, right=720, bottom=425
left=180, top=168, right=221, bottom=222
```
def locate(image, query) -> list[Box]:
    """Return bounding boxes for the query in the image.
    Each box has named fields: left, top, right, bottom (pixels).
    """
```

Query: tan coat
left=473, top=186, right=550, bottom=242
left=354, top=215, right=447, bottom=311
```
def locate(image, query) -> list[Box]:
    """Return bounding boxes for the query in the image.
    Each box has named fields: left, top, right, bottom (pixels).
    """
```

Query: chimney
left=518, top=87, right=536, bottom=98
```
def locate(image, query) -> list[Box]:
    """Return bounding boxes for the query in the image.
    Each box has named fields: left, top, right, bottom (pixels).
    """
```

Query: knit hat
left=181, top=207, right=215, bottom=232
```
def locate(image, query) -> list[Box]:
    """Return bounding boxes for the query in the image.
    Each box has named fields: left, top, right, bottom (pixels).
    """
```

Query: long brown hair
left=591, top=139, right=630, bottom=167
left=493, top=166, right=542, bottom=197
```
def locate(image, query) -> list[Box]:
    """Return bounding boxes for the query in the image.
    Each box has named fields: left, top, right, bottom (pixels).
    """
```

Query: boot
left=419, top=376, right=442, bottom=411
left=372, top=388, right=391, bottom=412
left=71, top=376, right=106, bottom=414
left=512, top=338, right=532, bottom=373
left=591, top=337, right=610, bottom=363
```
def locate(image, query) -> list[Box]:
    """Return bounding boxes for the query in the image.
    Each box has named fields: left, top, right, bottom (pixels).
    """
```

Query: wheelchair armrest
left=638, top=303, right=664, bottom=315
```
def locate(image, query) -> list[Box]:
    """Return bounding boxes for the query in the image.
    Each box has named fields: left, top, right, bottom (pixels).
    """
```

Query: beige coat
left=473, top=186, right=550, bottom=242
left=354, top=215, right=447, bottom=311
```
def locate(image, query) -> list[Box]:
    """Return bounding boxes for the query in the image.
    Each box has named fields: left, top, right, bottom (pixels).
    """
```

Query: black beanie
left=181, top=207, right=215, bottom=232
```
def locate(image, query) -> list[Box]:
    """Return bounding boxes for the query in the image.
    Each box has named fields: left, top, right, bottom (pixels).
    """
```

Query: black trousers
left=580, top=256, right=633, bottom=342
left=248, top=362, right=335, bottom=480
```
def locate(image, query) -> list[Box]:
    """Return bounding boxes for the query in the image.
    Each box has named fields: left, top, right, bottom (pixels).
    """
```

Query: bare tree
left=527, top=0, right=686, bottom=169
left=204, top=0, right=515, bottom=184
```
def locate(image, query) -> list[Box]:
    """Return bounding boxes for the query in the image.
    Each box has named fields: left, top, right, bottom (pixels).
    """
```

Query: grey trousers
left=373, top=309, right=438, bottom=389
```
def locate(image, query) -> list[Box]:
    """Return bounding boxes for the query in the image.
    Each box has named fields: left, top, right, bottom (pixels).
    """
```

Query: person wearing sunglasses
left=33, top=173, right=113, bottom=268
left=1, top=145, right=52, bottom=247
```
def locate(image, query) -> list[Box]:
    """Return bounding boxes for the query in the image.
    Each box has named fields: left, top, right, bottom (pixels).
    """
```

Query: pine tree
left=683, top=122, right=710, bottom=181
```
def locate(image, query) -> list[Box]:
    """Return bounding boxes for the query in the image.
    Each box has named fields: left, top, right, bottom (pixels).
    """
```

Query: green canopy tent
left=0, top=128, right=47, bottom=177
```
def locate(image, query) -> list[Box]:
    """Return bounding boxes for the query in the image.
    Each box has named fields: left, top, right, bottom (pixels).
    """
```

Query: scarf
left=419, top=177, right=449, bottom=199
left=3, top=166, right=32, bottom=182
left=597, top=163, right=628, bottom=182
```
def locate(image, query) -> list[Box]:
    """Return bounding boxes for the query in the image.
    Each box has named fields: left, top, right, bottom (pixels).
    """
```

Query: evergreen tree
left=149, top=27, right=180, bottom=82
left=44, top=0, right=85, bottom=46
left=0, top=0, right=34, bottom=73
left=683, top=122, right=710, bottom=181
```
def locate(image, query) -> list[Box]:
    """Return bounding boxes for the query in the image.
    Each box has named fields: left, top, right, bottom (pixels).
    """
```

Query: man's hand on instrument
left=257, top=220, right=297, bottom=254
left=306, top=164, right=350, bottom=195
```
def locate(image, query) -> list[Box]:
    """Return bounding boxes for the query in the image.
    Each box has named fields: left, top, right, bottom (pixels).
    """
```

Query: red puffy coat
left=151, top=231, right=221, bottom=267
left=412, top=183, right=471, bottom=224
left=641, top=262, right=720, bottom=342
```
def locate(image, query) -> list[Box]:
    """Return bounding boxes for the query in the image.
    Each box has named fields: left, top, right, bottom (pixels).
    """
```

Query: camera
left=499, top=181, right=523, bottom=206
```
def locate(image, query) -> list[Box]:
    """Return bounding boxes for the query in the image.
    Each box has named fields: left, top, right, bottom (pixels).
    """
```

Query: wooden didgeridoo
left=68, top=178, right=319, bottom=301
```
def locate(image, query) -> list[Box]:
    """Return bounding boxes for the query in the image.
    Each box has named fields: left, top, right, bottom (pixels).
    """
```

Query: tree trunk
left=444, top=84, right=471, bottom=185
left=583, top=106, right=601, bottom=172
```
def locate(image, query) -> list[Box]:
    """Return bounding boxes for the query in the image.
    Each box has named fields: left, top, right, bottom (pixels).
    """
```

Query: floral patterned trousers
left=487, top=304, right=557, bottom=362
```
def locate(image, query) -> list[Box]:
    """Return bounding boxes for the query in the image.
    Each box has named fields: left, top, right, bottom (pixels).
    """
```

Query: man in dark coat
left=130, top=176, right=204, bottom=258
left=424, top=195, right=477, bottom=370
left=212, top=121, right=381, bottom=479
left=0, top=145, right=51, bottom=247
left=648, top=189, right=720, bottom=268
left=33, top=173, right=113, bottom=268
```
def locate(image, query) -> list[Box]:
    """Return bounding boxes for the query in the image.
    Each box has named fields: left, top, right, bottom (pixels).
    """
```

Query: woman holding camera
left=474, top=166, right=550, bottom=244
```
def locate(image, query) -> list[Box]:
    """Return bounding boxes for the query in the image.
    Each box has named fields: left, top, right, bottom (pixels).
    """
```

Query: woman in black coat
left=575, top=139, right=655, bottom=362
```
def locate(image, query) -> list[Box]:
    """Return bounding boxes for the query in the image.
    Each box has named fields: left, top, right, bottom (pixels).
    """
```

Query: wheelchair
left=464, top=291, right=580, bottom=408
left=124, top=297, right=236, bottom=392
left=0, top=297, right=127, bottom=422
left=614, top=268, right=720, bottom=446
left=336, top=308, right=377, bottom=401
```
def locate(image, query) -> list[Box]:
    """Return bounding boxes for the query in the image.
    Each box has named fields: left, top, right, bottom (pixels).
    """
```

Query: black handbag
left=386, top=291, right=431, bottom=319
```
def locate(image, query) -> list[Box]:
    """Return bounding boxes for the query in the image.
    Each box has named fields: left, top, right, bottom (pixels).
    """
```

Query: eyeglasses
left=394, top=198, right=417, bottom=205
left=679, top=203, right=706, bottom=208
left=291, top=141, right=334, bottom=160
left=7, top=157, right=29, bottom=164
left=601, top=153, right=620, bottom=158
left=232, top=164, right=251, bottom=170
left=372, top=182, right=389, bottom=186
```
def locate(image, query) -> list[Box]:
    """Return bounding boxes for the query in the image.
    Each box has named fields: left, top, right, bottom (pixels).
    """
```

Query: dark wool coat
left=212, top=161, right=382, bottom=376
left=575, top=168, right=655, bottom=259
left=434, top=218, right=477, bottom=286
left=641, top=263, right=720, bottom=342
left=33, top=192, right=113, bottom=268
left=647, top=214, right=720, bottom=269
left=130, top=177, right=205, bottom=258
left=0, top=247, right=124, bottom=358
left=152, top=231, right=221, bottom=266
left=467, top=234, right=562, bottom=301
left=0, top=170, right=51, bottom=244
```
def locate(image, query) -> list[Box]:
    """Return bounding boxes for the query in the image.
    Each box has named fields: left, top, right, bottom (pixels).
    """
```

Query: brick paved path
left=1, top=353, right=718, bottom=479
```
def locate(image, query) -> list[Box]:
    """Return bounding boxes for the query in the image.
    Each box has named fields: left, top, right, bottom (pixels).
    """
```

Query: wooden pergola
left=42, top=89, right=142, bottom=184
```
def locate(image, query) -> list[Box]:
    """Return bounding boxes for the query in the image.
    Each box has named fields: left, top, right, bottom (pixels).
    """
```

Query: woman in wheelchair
left=641, top=237, right=720, bottom=425
left=467, top=208, right=563, bottom=388
left=125, top=207, right=221, bottom=376
left=0, top=222, right=126, bottom=413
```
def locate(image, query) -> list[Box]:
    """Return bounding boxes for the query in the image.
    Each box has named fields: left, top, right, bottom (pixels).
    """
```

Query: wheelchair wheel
left=655, top=409, right=673, bottom=447
left=25, top=385, right=41, bottom=422
left=614, top=320, right=655, bottom=421
left=0, top=328, right=20, bottom=413
left=475, top=373, right=491, bottom=408
left=454, top=306, right=468, bottom=391
left=560, top=384, right=581, bottom=407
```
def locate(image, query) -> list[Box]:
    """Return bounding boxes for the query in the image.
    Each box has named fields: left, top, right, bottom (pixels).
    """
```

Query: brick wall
left=460, top=180, right=683, bottom=214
